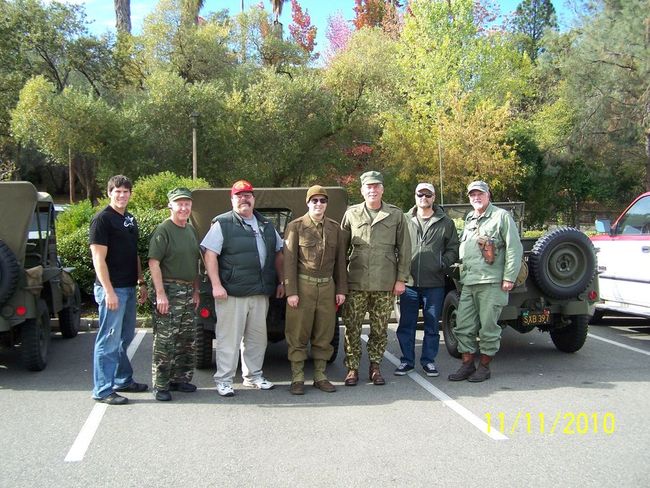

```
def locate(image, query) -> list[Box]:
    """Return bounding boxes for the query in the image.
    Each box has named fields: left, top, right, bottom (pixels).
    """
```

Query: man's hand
left=393, top=280, right=406, bottom=296
left=156, top=291, right=169, bottom=315
left=106, top=290, right=119, bottom=310
left=138, top=285, right=148, bottom=305
left=287, top=294, right=299, bottom=308
left=212, top=283, right=228, bottom=300
left=501, top=280, right=514, bottom=292
left=192, top=289, right=200, bottom=310
left=276, top=283, right=286, bottom=299
left=335, top=294, right=346, bottom=306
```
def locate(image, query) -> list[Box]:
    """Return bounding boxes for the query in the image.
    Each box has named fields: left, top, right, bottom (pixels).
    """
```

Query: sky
left=69, top=0, right=576, bottom=55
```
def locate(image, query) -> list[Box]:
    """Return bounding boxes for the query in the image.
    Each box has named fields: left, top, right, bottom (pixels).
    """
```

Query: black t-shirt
left=89, top=205, right=139, bottom=288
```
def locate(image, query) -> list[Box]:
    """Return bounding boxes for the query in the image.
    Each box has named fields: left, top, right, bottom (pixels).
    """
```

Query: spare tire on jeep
left=0, top=239, right=20, bottom=306
left=529, top=227, right=596, bottom=299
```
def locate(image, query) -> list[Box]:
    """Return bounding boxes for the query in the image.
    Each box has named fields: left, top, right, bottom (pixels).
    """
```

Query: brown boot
left=369, top=362, right=386, bottom=385
left=290, top=381, right=305, bottom=395
left=468, top=354, right=492, bottom=382
left=313, top=379, right=336, bottom=393
left=447, top=353, right=476, bottom=381
left=344, top=369, right=359, bottom=386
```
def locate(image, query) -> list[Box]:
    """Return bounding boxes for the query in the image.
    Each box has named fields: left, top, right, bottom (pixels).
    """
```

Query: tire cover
left=0, top=239, right=20, bottom=306
left=529, top=227, right=596, bottom=299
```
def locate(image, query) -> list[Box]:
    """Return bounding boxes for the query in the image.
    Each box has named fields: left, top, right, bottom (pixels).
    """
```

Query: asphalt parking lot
left=1, top=314, right=649, bottom=487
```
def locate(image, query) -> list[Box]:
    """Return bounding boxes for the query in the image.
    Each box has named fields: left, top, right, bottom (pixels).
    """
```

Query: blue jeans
left=396, top=286, right=445, bottom=367
left=92, top=285, right=137, bottom=399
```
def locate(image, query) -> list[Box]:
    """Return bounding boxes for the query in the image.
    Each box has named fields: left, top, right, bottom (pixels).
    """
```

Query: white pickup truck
left=591, top=192, right=650, bottom=320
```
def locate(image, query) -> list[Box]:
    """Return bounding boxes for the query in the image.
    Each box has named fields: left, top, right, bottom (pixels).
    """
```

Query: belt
left=298, top=274, right=331, bottom=284
left=163, top=278, right=194, bottom=285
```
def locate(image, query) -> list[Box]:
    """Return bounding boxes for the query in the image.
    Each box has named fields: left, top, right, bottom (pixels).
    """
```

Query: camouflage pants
left=152, top=283, right=197, bottom=390
left=342, top=290, right=394, bottom=370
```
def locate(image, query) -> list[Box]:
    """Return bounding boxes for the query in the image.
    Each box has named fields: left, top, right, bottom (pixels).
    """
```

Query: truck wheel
left=58, top=283, right=81, bottom=338
left=22, top=299, right=51, bottom=371
left=328, top=316, right=340, bottom=364
left=442, top=291, right=461, bottom=358
left=195, top=325, right=215, bottom=369
left=529, top=227, right=596, bottom=299
left=0, top=239, right=20, bottom=307
left=589, top=309, right=605, bottom=324
left=550, top=314, right=589, bottom=353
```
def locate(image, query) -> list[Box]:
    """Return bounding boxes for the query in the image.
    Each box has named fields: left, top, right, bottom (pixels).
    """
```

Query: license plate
left=521, top=309, right=551, bottom=326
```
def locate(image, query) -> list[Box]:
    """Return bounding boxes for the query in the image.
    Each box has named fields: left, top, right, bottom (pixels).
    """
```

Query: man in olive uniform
left=448, top=180, right=523, bottom=382
left=283, top=185, right=348, bottom=395
left=341, top=171, right=411, bottom=386
left=148, top=188, right=201, bottom=401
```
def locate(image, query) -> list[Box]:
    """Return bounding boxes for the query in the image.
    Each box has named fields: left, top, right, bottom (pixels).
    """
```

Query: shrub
left=58, top=226, right=95, bottom=295
left=130, top=171, right=210, bottom=212
left=56, top=200, right=95, bottom=237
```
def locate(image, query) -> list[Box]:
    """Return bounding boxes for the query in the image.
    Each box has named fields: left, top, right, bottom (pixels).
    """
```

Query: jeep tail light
left=16, top=306, right=27, bottom=316
left=199, top=308, right=211, bottom=319
left=588, top=290, right=598, bottom=302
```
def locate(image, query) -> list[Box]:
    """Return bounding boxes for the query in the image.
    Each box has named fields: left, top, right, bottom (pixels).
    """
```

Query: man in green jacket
left=395, top=183, right=459, bottom=377
left=448, top=180, right=523, bottom=382
left=341, top=171, right=411, bottom=386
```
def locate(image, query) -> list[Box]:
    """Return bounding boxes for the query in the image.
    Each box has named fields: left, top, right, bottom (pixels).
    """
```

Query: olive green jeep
left=440, top=202, right=599, bottom=356
left=0, top=182, right=81, bottom=370
left=190, top=187, right=348, bottom=369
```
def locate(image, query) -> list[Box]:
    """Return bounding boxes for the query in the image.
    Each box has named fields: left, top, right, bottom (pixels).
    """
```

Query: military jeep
left=0, top=182, right=81, bottom=370
left=190, top=187, right=348, bottom=369
left=440, top=202, right=599, bottom=356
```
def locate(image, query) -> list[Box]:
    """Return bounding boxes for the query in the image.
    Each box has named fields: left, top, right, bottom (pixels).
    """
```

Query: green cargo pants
left=455, top=283, right=508, bottom=356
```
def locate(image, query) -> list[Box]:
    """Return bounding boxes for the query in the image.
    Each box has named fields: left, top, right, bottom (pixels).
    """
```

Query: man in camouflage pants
left=148, top=188, right=201, bottom=401
left=341, top=171, right=411, bottom=386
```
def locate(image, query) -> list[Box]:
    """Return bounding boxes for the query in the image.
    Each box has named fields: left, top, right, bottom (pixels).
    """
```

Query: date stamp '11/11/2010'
left=485, top=412, right=616, bottom=435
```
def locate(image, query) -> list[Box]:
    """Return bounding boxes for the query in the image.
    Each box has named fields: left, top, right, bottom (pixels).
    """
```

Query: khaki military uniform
left=455, top=203, right=523, bottom=356
left=284, top=214, right=348, bottom=382
left=341, top=202, right=411, bottom=370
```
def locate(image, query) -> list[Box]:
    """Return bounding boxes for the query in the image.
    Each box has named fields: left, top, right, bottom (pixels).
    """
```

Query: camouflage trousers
left=342, top=290, right=394, bottom=370
left=152, top=283, right=197, bottom=390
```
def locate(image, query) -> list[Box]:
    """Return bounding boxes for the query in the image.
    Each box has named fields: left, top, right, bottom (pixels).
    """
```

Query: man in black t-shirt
left=89, top=175, right=148, bottom=405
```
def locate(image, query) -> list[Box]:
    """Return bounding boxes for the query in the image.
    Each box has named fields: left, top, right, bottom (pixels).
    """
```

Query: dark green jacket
left=405, top=205, right=459, bottom=288
left=214, top=210, right=278, bottom=297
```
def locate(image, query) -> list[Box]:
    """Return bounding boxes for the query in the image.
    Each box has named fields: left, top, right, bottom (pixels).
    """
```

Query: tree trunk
left=114, top=0, right=132, bottom=34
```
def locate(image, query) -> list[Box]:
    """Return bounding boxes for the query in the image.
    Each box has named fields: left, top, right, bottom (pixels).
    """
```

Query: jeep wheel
left=442, top=291, right=461, bottom=358
left=22, top=299, right=51, bottom=371
left=0, top=239, right=20, bottom=307
left=589, top=309, right=605, bottom=324
left=550, top=314, right=589, bottom=353
left=195, top=325, right=215, bottom=369
left=529, top=227, right=596, bottom=299
left=328, top=316, right=340, bottom=363
left=58, top=283, right=81, bottom=338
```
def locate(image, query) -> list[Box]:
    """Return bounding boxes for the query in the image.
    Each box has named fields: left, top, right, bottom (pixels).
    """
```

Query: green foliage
left=55, top=199, right=95, bottom=237
left=57, top=226, right=95, bottom=295
left=129, top=171, right=210, bottom=211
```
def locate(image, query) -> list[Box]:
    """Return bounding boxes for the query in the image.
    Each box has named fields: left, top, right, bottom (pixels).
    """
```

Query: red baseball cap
left=231, top=179, right=254, bottom=196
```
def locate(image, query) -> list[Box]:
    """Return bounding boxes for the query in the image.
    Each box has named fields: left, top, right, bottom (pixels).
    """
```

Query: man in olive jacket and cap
left=341, top=171, right=411, bottom=386
left=448, top=180, right=523, bottom=383
left=283, top=185, right=348, bottom=395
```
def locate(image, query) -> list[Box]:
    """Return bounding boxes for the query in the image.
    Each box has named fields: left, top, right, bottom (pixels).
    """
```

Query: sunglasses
left=416, top=193, right=433, bottom=198
left=310, top=198, right=328, bottom=204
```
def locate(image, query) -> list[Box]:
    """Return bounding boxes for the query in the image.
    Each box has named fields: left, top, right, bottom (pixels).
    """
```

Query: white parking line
left=64, top=329, right=147, bottom=463
left=587, top=332, right=650, bottom=356
left=361, top=334, right=508, bottom=441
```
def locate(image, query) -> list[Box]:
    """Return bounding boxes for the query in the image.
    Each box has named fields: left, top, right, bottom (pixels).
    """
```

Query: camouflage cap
left=167, top=187, right=192, bottom=201
left=360, top=170, right=383, bottom=185
left=467, top=180, right=489, bottom=195
left=306, top=185, right=328, bottom=203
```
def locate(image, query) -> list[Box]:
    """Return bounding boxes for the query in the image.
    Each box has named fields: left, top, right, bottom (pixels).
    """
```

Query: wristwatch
left=138, top=279, right=146, bottom=286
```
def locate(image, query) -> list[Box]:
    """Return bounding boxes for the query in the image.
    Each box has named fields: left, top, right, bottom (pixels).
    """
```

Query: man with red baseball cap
left=201, top=180, right=285, bottom=397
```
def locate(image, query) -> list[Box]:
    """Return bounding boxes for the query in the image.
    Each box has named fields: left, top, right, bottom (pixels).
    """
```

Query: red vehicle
left=591, top=192, right=650, bottom=320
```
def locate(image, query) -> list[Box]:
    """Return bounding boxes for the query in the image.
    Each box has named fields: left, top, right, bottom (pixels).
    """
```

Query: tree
left=288, top=0, right=317, bottom=56
left=181, top=0, right=204, bottom=26
left=353, top=0, right=402, bottom=31
left=114, top=0, right=131, bottom=34
left=511, top=0, right=558, bottom=62
left=324, top=12, right=353, bottom=60
left=558, top=0, right=650, bottom=192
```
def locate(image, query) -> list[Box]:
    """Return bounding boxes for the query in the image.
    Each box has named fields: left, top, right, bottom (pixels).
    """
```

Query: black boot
left=468, top=354, right=492, bottom=382
left=448, top=353, right=476, bottom=381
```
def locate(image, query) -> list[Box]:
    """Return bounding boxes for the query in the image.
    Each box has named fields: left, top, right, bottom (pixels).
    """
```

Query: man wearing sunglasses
left=341, top=171, right=411, bottom=386
left=395, top=183, right=459, bottom=378
left=283, top=185, right=348, bottom=395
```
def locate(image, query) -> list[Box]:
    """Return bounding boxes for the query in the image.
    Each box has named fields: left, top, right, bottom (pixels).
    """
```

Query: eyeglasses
left=309, top=198, right=328, bottom=204
left=416, top=193, right=433, bottom=198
